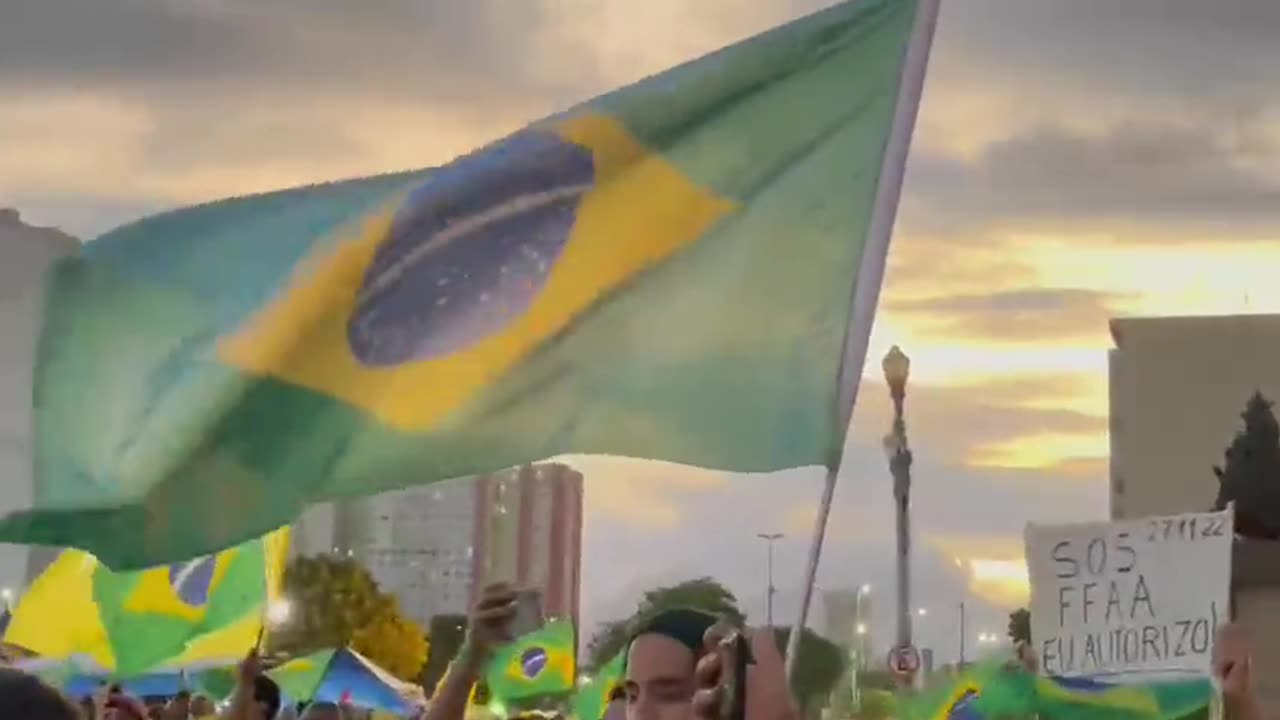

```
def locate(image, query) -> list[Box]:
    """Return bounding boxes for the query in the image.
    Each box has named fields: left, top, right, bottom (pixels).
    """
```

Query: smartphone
left=510, top=589, right=544, bottom=637
left=715, top=631, right=749, bottom=720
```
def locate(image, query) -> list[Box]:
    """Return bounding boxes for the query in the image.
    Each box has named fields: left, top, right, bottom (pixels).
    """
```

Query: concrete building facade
left=293, top=463, right=584, bottom=630
left=471, top=463, right=584, bottom=627
left=1109, top=314, right=1280, bottom=519
left=1110, top=314, right=1280, bottom=716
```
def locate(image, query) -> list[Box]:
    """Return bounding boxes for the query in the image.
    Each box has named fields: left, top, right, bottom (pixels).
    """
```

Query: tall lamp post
left=882, top=346, right=914, bottom=658
left=757, top=532, right=784, bottom=627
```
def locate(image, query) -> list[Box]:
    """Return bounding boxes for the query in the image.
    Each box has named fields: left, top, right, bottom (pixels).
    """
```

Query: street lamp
left=756, top=532, right=784, bottom=627
left=881, top=345, right=914, bottom=658
left=0, top=587, right=12, bottom=611
left=856, top=623, right=868, bottom=636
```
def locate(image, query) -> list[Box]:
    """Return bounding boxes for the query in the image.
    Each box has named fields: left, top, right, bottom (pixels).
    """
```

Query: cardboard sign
left=1025, top=509, right=1232, bottom=678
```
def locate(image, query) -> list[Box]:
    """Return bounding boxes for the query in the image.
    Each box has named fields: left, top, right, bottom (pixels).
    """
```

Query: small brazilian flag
left=0, top=0, right=933, bottom=568
left=487, top=620, right=577, bottom=702
left=3, top=529, right=288, bottom=676
left=897, top=660, right=1213, bottom=720
left=570, top=651, right=625, bottom=720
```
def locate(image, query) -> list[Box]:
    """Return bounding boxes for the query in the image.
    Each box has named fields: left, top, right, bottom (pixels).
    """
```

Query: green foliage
left=771, top=626, right=844, bottom=715
left=856, top=689, right=895, bottom=720
left=1007, top=608, right=1031, bottom=644
left=857, top=669, right=897, bottom=692
left=1214, top=391, right=1280, bottom=538
left=422, top=613, right=469, bottom=696
left=268, top=554, right=427, bottom=681
left=585, top=577, right=744, bottom=669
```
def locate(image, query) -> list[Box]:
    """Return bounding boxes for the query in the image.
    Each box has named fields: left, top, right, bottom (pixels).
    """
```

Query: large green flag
left=0, top=0, right=932, bottom=568
left=486, top=620, right=577, bottom=703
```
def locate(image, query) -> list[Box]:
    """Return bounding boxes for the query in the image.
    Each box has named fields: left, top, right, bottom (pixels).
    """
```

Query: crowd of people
left=0, top=582, right=1270, bottom=720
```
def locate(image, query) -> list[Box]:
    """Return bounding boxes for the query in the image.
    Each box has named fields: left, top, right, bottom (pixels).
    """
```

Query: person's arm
left=422, top=583, right=517, bottom=720
left=423, top=647, right=487, bottom=720
left=1215, top=623, right=1266, bottom=720
left=223, top=650, right=262, bottom=720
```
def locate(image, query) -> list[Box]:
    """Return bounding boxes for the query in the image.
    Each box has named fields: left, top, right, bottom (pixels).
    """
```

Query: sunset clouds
left=4, top=0, right=1280, bottom=654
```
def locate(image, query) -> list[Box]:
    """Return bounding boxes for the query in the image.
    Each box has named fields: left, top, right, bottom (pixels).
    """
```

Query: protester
left=163, top=691, right=193, bottom=720
left=223, top=649, right=283, bottom=720
left=423, top=583, right=520, bottom=720
left=423, top=587, right=775, bottom=720
left=624, top=609, right=720, bottom=720
left=688, top=623, right=797, bottom=720
left=190, top=696, right=217, bottom=720
left=0, top=667, right=82, bottom=720
left=100, top=686, right=149, bottom=720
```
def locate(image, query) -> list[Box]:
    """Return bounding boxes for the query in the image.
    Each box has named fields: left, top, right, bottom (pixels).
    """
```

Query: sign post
left=1025, top=508, right=1233, bottom=679
left=888, top=644, right=920, bottom=687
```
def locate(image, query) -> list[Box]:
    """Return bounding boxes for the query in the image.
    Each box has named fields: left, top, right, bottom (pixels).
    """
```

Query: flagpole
left=784, top=0, right=940, bottom=684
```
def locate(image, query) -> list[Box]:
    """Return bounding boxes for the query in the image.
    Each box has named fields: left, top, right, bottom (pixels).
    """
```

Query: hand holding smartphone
left=714, top=631, right=749, bottom=720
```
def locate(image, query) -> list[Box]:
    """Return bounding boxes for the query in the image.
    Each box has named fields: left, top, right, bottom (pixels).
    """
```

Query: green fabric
left=0, top=0, right=920, bottom=569
left=571, top=652, right=625, bottom=720
left=93, top=539, right=269, bottom=675
left=898, top=661, right=1214, bottom=720
left=487, top=620, right=577, bottom=702
left=268, top=649, right=337, bottom=701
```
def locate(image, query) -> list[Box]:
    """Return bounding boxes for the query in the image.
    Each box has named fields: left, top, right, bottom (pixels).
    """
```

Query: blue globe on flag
left=348, top=131, right=597, bottom=367
left=167, top=555, right=217, bottom=607
left=520, top=647, right=549, bottom=679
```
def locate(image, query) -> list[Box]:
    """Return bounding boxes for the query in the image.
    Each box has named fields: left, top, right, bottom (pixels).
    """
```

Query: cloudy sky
left=5, top=0, right=1280, bottom=661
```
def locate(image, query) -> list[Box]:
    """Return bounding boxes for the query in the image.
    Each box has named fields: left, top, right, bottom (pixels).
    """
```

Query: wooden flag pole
left=783, top=0, right=940, bottom=686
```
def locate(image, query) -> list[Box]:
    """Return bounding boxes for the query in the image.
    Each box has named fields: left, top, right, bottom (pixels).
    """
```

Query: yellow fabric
left=218, top=112, right=734, bottom=431
left=3, top=549, right=115, bottom=666
left=121, top=545, right=242, bottom=622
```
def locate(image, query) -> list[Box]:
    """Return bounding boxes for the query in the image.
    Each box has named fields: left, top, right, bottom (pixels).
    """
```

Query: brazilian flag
left=898, top=660, right=1213, bottom=720
left=4, top=529, right=288, bottom=675
left=571, top=652, right=625, bottom=720
left=0, top=0, right=933, bottom=569
left=486, top=620, right=576, bottom=703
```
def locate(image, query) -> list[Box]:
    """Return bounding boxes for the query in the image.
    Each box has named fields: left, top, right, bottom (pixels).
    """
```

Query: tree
left=421, top=614, right=469, bottom=696
left=268, top=555, right=428, bottom=681
left=352, top=609, right=429, bottom=681
left=771, top=627, right=844, bottom=718
left=1213, top=391, right=1280, bottom=538
left=585, top=577, right=745, bottom=669
left=1007, top=608, right=1031, bottom=645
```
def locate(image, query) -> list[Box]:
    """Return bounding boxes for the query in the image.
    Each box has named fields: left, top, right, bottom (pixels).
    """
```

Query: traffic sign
left=888, top=644, right=921, bottom=674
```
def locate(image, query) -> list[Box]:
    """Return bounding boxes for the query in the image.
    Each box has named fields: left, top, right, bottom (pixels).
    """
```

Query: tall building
left=293, top=463, right=584, bottom=630
left=0, top=210, right=81, bottom=589
left=357, top=479, right=478, bottom=626
left=1109, top=314, right=1280, bottom=519
left=472, top=464, right=584, bottom=627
